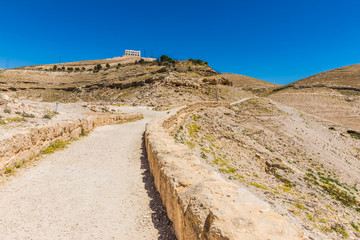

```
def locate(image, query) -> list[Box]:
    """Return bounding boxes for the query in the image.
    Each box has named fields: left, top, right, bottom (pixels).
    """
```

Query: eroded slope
left=175, top=98, right=360, bottom=239
left=0, top=57, right=254, bottom=107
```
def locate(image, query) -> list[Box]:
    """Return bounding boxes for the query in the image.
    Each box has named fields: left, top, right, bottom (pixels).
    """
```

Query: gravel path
left=0, top=108, right=176, bottom=240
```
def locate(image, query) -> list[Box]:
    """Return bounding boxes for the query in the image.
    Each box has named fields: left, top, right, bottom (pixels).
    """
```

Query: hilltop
left=0, top=56, right=269, bottom=107
left=269, top=64, right=360, bottom=130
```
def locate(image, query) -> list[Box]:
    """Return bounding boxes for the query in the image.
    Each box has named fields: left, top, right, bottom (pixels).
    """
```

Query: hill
left=220, top=73, right=279, bottom=94
left=176, top=98, right=360, bottom=239
left=269, top=64, right=360, bottom=130
left=0, top=56, right=257, bottom=107
left=288, top=63, right=360, bottom=90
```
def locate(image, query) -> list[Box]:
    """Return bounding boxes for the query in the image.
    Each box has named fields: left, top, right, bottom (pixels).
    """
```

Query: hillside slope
left=0, top=56, right=255, bottom=107
left=176, top=98, right=360, bottom=239
left=269, top=64, right=360, bottom=130
left=289, top=64, right=360, bottom=90
left=221, top=73, right=279, bottom=94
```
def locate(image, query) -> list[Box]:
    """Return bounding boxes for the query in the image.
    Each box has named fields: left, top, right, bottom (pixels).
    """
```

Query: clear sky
left=1, top=0, right=360, bottom=85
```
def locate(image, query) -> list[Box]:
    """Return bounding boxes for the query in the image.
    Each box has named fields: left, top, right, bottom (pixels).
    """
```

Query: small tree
left=75, top=67, right=80, bottom=71
left=159, top=55, right=176, bottom=65
left=116, top=63, right=121, bottom=69
left=189, top=58, right=208, bottom=65
left=106, top=63, right=110, bottom=68
left=93, top=64, right=102, bottom=72
left=52, top=65, right=57, bottom=71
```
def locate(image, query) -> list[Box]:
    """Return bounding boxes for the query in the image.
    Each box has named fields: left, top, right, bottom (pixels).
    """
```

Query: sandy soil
left=0, top=107, right=176, bottom=240
left=176, top=98, right=360, bottom=239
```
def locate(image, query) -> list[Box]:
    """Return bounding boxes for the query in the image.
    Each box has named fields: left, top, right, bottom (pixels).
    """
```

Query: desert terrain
left=0, top=56, right=252, bottom=107
left=175, top=98, right=360, bottom=239
left=269, top=64, right=360, bottom=131
left=0, top=56, right=359, bottom=239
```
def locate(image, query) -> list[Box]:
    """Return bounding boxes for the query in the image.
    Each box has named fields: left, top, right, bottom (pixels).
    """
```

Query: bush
left=188, top=58, right=208, bottom=65
left=52, top=65, right=57, bottom=71
left=42, top=140, right=67, bottom=154
left=81, top=67, right=85, bottom=71
left=159, top=55, right=176, bottom=65
left=106, top=63, right=110, bottom=68
left=67, top=67, right=74, bottom=71
left=94, top=64, right=102, bottom=72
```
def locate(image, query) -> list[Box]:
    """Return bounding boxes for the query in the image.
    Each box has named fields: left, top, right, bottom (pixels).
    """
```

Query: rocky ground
left=175, top=98, right=360, bottom=239
left=269, top=87, right=360, bottom=131
left=0, top=56, right=256, bottom=108
left=0, top=93, right=123, bottom=141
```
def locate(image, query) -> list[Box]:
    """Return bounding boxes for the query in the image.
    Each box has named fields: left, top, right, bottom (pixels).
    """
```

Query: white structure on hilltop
left=125, top=50, right=141, bottom=57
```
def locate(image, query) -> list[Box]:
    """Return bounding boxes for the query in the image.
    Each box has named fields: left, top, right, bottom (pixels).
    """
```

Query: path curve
left=0, top=107, right=176, bottom=240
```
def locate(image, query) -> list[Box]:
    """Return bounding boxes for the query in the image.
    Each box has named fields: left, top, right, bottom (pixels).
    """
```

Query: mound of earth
left=0, top=57, right=254, bottom=107
left=221, top=73, right=279, bottom=94
left=175, top=98, right=360, bottom=240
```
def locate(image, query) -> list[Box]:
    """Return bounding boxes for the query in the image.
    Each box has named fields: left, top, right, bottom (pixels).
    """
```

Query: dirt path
left=0, top=108, right=176, bottom=240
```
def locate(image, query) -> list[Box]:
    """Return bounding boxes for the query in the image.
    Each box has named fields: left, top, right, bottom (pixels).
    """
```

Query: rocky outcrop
left=145, top=102, right=303, bottom=240
left=0, top=113, right=142, bottom=171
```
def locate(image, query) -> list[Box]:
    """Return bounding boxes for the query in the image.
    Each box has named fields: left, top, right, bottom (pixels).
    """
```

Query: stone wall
left=145, top=102, right=304, bottom=240
left=0, top=113, right=142, bottom=171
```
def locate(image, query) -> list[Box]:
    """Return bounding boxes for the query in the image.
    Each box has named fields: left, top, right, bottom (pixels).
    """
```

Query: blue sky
left=1, top=0, right=360, bottom=85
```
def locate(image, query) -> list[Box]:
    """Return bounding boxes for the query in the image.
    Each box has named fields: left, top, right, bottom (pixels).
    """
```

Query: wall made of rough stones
left=0, top=113, right=142, bottom=171
left=145, top=102, right=304, bottom=240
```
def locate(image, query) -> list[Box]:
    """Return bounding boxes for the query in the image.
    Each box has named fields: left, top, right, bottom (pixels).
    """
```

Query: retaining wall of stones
left=145, top=102, right=303, bottom=240
left=0, top=113, right=142, bottom=171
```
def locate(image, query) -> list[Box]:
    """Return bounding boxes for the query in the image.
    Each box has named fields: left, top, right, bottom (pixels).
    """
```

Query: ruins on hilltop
left=124, top=49, right=141, bottom=57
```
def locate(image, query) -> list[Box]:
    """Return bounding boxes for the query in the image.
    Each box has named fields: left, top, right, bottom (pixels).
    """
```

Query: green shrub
left=6, top=117, right=24, bottom=123
left=293, top=203, right=305, bottom=210
left=332, top=227, right=349, bottom=238
left=159, top=55, right=176, bottom=65
left=15, top=162, right=23, bottom=168
left=348, top=130, right=360, bottom=139
left=42, top=140, right=67, bottom=154
left=188, top=58, right=208, bottom=65
left=4, top=168, right=14, bottom=174
left=94, top=64, right=102, bottom=72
